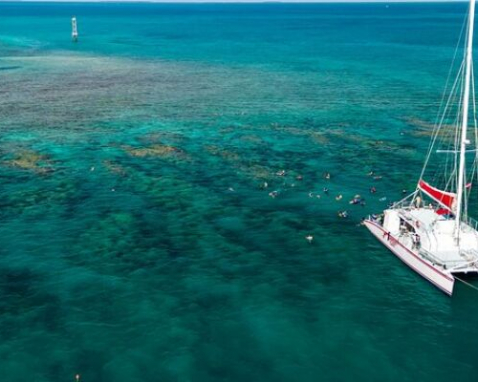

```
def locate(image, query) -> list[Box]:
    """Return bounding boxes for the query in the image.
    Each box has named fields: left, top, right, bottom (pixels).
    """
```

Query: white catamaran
left=365, top=0, right=478, bottom=295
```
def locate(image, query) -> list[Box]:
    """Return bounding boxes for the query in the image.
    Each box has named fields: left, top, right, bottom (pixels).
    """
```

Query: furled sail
left=418, top=180, right=456, bottom=210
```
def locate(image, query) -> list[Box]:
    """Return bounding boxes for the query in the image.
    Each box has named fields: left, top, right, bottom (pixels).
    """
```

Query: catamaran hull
left=365, top=220, right=455, bottom=296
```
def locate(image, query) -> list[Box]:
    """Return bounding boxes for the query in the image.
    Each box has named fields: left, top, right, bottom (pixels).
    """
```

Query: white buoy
left=72, top=17, right=78, bottom=42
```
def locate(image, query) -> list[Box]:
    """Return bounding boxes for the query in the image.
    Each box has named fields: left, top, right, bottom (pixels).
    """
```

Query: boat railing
left=465, top=216, right=478, bottom=231
left=461, top=248, right=478, bottom=259
left=390, top=190, right=418, bottom=209
left=419, top=247, right=478, bottom=269
left=418, top=248, right=464, bottom=268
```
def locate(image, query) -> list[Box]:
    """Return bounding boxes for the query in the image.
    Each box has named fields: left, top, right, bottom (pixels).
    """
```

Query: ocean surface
left=1, top=2, right=478, bottom=381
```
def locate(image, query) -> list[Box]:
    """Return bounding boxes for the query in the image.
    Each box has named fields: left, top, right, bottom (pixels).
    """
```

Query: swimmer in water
left=370, top=187, right=376, bottom=194
left=269, top=191, right=279, bottom=198
left=323, top=187, right=329, bottom=195
left=335, top=194, right=343, bottom=201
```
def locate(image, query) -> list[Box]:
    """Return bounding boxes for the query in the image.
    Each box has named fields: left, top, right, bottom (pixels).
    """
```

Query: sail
left=418, top=180, right=456, bottom=210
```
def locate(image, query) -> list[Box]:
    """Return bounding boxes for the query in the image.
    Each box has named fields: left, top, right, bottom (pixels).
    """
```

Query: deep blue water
left=1, top=2, right=478, bottom=382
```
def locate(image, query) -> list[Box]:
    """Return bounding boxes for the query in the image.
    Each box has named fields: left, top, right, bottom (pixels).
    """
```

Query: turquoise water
left=1, top=2, right=478, bottom=381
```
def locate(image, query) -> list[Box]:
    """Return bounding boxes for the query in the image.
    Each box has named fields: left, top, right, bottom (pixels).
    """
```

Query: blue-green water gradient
left=1, top=2, right=478, bottom=382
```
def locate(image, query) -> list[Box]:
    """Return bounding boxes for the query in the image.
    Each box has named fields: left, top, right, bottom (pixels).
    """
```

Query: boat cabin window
left=399, top=219, right=415, bottom=234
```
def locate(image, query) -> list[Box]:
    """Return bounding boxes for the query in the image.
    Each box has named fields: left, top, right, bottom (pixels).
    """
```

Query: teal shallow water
left=1, top=2, right=478, bottom=382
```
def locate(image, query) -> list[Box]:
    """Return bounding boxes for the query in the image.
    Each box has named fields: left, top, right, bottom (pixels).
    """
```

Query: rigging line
left=439, top=124, right=455, bottom=190
left=468, top=61, right=477, bottom=207
left=447, top=60, right=467, bottom=191
left=432, top=11, right=469, bottom=129
left=461, top=31, right=470, bottom=216
left=420, top=23, right=467, bottom=182
left=456, top=2, right=474, bottom=226
left=417, top=7, right=468, bottom=200
left=454, top=275, right=478, bottom=293
left=473, top=62, right=478, bottom=183
left=436, top=72, right=465, bottom=195
left=437, top=149, right=478, bottom=153
left=444, top=79, right=464, bottom=186
left=453, top=72, right=465, bottom=190
left=419, top=61, right=465, bottom=183
left=426, top=82, right=460, bottom=180
left=432, top=12, right=468, bottom=145
left=430, top=64, right=465, bottom=189
left=435, top=63, right=463, bottom=145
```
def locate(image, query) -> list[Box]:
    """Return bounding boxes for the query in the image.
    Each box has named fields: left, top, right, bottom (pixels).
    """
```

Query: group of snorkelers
left=263, top=168, right=389, bottom=221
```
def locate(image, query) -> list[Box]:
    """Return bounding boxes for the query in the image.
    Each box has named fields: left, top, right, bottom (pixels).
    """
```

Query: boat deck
left=388, top=207, right=478, bottom=271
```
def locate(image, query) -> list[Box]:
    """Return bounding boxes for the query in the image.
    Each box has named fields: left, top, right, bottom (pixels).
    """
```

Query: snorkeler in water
left=269, top=190, right=279, bottom=198
left=338, top=210, right=348, bottom=218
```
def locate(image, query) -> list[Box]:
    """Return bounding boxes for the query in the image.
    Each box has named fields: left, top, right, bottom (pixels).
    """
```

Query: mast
left=456, top=0, right=476, bottom=239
